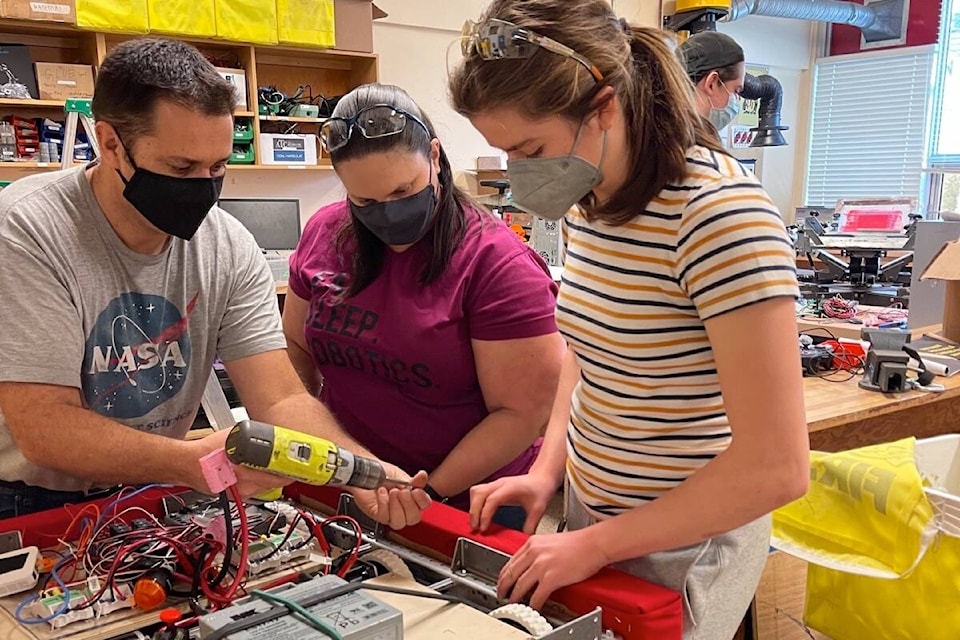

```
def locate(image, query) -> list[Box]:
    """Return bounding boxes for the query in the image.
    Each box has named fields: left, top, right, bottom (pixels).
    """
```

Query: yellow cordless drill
left=224, top=420, right=405, bottom=490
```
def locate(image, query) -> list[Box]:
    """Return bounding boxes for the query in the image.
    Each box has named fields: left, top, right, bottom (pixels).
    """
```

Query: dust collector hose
left=726, top=0, right=877, bottom=28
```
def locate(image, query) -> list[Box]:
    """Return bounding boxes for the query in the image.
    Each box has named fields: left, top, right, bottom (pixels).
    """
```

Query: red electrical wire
left=822, top=296, right=857, bottom=320
left=321, top=515, right=364, bottom=578
left=200, top=485, right=250, bottom=608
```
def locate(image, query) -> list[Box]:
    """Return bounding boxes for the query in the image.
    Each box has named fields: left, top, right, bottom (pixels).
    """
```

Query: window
left=927, top=0, right=960, bottom=214
left=804, top=47, right=935, bottom=208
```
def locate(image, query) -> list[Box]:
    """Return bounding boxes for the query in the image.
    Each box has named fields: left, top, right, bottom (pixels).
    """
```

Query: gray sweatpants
left=565, top=490, right=770, bottom=640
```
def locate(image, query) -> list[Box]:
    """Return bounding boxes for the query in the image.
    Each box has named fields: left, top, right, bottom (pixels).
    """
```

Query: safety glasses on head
left=460, top=18, right=604, bottom=83
left=319, top=104, right=430, bottom=153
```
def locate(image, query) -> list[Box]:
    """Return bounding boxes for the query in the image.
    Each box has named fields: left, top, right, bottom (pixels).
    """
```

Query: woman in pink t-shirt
left=282, top=83, right=565, bottom=530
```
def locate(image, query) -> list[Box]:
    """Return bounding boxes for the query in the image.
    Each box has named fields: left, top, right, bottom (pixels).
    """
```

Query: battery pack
left=198, top=574, right=402, bottom=640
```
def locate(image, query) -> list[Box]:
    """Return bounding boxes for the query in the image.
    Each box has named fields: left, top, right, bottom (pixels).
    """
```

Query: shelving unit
left=0, top=98, right=67, bottom=108
left=0, top=19, right=379, bottom=174
left=258, top=115, right=328, bottom=124
left=228, top=163, right=334, bottom=171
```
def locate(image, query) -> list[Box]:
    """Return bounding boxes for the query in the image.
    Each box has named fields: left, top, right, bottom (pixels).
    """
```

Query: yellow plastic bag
left=277, top=0, right=335, bottom=48
left=148, top=0, right=217, bottom=37
left=215, top=0, right=278, bottom=45
left=76, top=0, right=149, bottom=33
left=805, top=534, right=960, bottom=640
left=772, top=437, right=959, bottom=639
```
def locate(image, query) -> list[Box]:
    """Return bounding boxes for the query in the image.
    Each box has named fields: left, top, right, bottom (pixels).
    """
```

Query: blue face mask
left=708, top=80, right=741, bottom=131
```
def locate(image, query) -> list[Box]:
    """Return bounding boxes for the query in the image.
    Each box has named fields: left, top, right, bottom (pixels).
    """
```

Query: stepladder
left=61, top=98, right=100, bottom=169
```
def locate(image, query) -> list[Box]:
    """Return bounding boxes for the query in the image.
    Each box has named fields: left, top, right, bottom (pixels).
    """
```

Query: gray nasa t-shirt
left=0, top=167, right=286, bottom=491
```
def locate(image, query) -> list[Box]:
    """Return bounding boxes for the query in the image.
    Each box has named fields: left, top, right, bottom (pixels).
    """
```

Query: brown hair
left=93, top=38, right=235, bottom=144
left=328, top=83, right=480, bottom=298
left=449, top=0, right=725, bottom=225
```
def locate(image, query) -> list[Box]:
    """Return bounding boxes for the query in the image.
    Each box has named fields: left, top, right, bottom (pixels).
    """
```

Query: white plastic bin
left=914, top=434, right=960, bottom=537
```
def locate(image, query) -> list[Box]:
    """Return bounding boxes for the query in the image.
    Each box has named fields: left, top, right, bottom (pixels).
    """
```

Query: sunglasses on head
left=319, top=104, right=430, bottom=153
left=460, top=18, right=604, bottom=83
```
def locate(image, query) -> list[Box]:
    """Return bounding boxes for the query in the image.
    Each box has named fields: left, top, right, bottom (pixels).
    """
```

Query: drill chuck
left=225, top=420, right=388, bottom=489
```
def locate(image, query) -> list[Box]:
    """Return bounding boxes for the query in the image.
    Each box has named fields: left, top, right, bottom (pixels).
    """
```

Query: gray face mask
left=506, top=122, right=606, bottom=221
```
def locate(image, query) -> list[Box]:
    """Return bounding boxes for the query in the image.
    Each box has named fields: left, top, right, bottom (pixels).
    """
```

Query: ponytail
left=450, top=0, right=725, bottom=226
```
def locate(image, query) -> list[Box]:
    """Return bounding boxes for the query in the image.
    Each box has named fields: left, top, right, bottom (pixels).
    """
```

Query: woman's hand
left=351, top=467, right=432, bottom=530
left=469, top=471, right=561, bottom=534
left=497, top=528, right=611, bottom=610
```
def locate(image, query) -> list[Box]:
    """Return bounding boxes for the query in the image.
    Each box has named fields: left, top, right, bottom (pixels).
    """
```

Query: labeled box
left=258, top=133, right=317, bottom=165
left=0, top=0, right=75, bottom=23
left=34, top=63, right=94, bottom=102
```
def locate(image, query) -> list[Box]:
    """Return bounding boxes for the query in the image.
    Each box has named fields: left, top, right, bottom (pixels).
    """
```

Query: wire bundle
left=821, top=295, right=857, bottom=320
left=12, top=485, right=370, bottom=635
left=15, top=484, right=252, bottom=625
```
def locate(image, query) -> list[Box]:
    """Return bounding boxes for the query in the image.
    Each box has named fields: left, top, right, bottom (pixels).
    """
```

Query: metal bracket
left=311, top=508, right=606, bottom=638
left=335, top=493, right=386, bottom=539
left=540, top=607, right=603, bottom=640
left=451, top=538, right=511, bottom=584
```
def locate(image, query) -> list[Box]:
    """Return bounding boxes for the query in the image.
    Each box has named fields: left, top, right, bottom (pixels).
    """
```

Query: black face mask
left=349, top=181, right=438, bottom=247
left=116, top=144, right=223, bottom=241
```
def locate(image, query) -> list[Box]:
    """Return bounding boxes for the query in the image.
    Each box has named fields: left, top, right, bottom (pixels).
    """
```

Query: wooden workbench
left=804, top=372, right=960, bottom=451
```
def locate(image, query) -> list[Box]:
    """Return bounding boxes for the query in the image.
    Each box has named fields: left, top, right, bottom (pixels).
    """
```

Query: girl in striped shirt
left=450, top=2, right=809, bottom=637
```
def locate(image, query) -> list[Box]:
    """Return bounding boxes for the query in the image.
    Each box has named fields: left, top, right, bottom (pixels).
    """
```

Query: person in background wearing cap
left=678, top=31, right=745, bottom=132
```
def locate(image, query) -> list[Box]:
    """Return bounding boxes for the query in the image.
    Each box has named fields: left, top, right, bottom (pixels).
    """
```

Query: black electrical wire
left=358, top=583, right=486, bottom=612
left=258, top=515, right=302, bottom=562
left=209, top=491, right=233, bottom=589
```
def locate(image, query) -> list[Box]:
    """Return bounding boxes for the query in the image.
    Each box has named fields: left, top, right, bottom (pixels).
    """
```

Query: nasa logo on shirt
left=82, top=293, right=196, bottom=419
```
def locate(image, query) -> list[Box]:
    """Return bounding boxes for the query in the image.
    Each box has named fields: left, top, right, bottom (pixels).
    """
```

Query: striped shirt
left=558, top=146, right=799, bottom=519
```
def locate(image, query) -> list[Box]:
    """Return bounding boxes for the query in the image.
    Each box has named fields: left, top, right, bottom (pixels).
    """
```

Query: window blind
left=804, top=46, right=934, bottom=207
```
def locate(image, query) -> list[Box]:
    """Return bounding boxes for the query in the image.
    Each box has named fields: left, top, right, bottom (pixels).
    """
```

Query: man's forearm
left=286, top=341, right=320, bottom=396
left=251, top=390, right=376, bottom=459
left=429, top=409, right=543, bottom=497
left=17, top=404, right=196, bottom=487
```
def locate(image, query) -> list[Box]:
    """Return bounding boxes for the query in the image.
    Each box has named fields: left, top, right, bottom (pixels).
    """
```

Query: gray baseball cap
left=677, top=32, right=744, bottom=81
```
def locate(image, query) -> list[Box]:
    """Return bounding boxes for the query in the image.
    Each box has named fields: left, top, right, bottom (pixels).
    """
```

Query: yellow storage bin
left=278, top=0, right=335, bottom=48
left=76, top=0, right=148, bottom=33
left=215, top=0, right=278, bottom=45
left=148, top=0, right=216, bottom=38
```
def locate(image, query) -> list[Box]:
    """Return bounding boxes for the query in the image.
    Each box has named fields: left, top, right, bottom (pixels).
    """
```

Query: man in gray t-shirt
left=0, top=38, right=428, bottom=528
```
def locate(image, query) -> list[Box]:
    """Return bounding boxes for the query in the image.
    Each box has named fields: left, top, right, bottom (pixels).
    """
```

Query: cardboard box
left=334, top=0, right=386, bottom=53
left=216, top=67, right=247, bottom=110
left=34, top=62, right=93, bottom=102
left=0, top=0, right=75, bottom=23
left=258, top=133, right=317, bottom=165
left=477, top=154, right=506, bottom=171
left=921, top=239, right=960, bottom=342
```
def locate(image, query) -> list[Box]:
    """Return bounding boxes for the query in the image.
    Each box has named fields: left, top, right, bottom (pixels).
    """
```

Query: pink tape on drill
left=200, top=448, right=238, bottom=493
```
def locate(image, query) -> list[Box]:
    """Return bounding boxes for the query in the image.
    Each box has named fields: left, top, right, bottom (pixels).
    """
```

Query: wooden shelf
left=0, top=98, right=66, bottom=108
left=0, top=18, right=378, bottom=180
left=258, top=115, right=327, bottom=124
left=227, top=164, right=333, bottom=171
left=0, top=161, right=62, bottom=169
